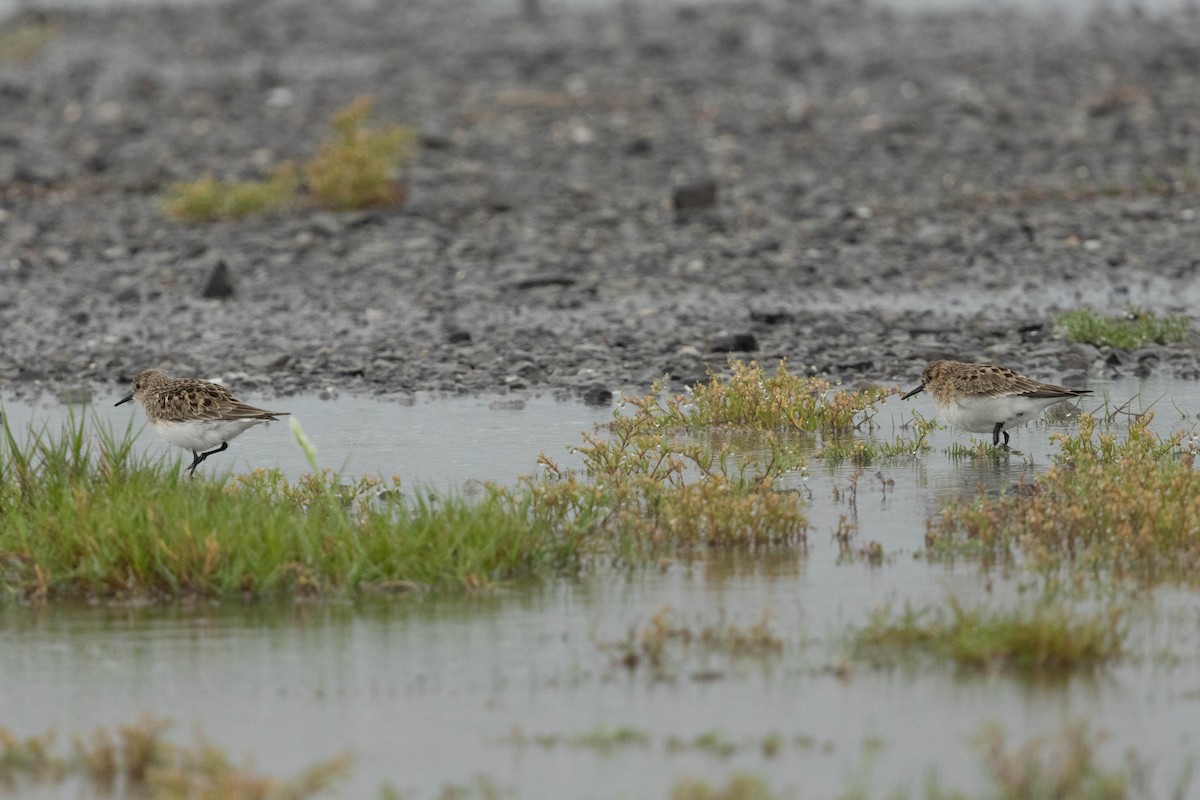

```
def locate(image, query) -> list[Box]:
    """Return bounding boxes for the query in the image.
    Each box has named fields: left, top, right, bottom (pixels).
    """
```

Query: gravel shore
left=1, top=0, right=1198, bottom=402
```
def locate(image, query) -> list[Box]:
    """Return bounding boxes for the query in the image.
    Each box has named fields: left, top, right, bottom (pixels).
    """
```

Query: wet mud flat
left=0, top=0, right=1197, bottom=401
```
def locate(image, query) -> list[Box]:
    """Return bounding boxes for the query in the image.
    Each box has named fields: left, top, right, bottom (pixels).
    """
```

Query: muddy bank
left=1, top=0, right=1198, bottom=402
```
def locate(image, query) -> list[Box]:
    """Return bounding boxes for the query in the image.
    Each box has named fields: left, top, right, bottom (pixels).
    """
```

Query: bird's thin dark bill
left=900, top=385, right=924, bottom=400
left=115, top=393, right=133, bottom=407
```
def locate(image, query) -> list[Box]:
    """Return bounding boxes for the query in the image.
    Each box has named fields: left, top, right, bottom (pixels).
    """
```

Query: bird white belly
left=151, top=419, right=264, bottom=452
left=938, top=395, right=1065, bottom=434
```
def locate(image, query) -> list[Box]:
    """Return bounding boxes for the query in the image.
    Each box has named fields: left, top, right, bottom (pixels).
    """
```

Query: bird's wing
left=972, top=367, right=1088, bottom=399
left=154, top=381, right=287, bottom=422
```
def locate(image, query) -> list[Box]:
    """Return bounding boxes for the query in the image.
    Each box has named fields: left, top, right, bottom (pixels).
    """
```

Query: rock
left=202, top=260, right=236, bottom=300
left=709, top=332, right=757, bottom=353
left=244, top=353, right=290, bottom=370
left=671, top=180, right=717, bottom=211
left=750, top=309, right=795, bottom=325
left=581, top=383, right=613, bottom=405
left=445, top=327, right=472, bottom=344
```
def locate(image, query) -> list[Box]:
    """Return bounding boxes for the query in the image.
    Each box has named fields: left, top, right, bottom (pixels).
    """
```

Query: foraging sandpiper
left=115, top=369, right=289, bottom=476
left=901, top=360, right=1090, bottom=448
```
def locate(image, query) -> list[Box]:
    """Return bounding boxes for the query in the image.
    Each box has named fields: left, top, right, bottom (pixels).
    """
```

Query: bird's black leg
left=991, top=423, right=1010, bottom=451
left=187, top=442, right=229, bottom=477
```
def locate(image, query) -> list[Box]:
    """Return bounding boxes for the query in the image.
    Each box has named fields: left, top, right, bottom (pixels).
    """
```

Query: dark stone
left=626, top=137, right=653, bottom=155
left=710, top=332, right=758, bottom=353
left=750, top=309, right=795, bottom=325
left=581, top=383, right=613, bottom=406
left=202, top=260, right=236, bottom=300
left=509, top=275, right=576, bottom=290
left=114, top=286, right=141, bottom=303
left=446, top=327, right=472, bottom=344
left=671, top=180, right=717, bottom=211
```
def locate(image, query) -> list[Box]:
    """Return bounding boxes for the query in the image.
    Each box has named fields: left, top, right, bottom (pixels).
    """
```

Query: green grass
left=1056, top=306, right=1189, bottom=349
left=930, top=413, right=1200, bottom=587
left=851, top=597, right=1127, bottom=676
left=0, top=412, right=589, bottom=600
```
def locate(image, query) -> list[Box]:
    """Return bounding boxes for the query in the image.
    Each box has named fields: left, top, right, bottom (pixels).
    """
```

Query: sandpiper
left=901, top=360, right=1090, bottom=448
left=115, top=369, right=289, bottom=476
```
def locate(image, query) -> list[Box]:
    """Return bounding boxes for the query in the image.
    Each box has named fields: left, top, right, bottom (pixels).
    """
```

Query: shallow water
left=1, top=376, right=1199, bottom=798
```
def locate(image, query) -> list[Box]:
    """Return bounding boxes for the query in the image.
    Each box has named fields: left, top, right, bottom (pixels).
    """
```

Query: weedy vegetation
left=1056, top=306, right=1189, bottom=349
left=162, top=164, right=299, bottom=222
left=662, top=360, right=897, bottom=431
left=304, top=95, right=416, bottom=210
left=850, top=596, right=1127, bottom=676
left=164, top=95, right=415, bottom=221
left=929, top=414, right=1200, bottom=587
left=602, top=604, right=783, bottom=677
left=0, top=714, right=349, bottom=798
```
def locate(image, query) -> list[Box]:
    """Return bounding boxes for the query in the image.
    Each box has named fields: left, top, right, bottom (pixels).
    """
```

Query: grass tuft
left=1056, top=306, right=1189, bottom=349
left=163, top=96, right=415, bottom=222
left=663, top=360, right=898, bottom=431
left=851, top=597, right=1126, bottom=676
left=305, top=95, right=416, bottom=210
left=163, top=164, right=299, bottom=222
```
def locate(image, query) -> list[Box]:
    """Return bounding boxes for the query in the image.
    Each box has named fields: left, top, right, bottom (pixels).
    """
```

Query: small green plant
left=164, top=96, right=415, bottom=222
left=305, top=95, right=416, bottom=210
left=851, top=597, right=1127, bottom=676
left=944, top=440, right=1009, bottom=459
left=163, top=163, right=299, bottom=222
left=0, top=15, right=62, bottom=63
left=1056, top=306, right=1189, bottom=349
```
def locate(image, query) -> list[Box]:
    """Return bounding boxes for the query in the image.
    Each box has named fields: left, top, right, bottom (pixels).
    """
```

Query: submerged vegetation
left=851, top=597, right=1127, bottom=676
left=164, top=96, right=415, bottom=221
left=930, top=414, right=1200, bottom=587
left=0, top=715, right=348, bottom=799
left=601, top=604, right=783, bottom=677
left=1056, top=306, right=1189, bottom=349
